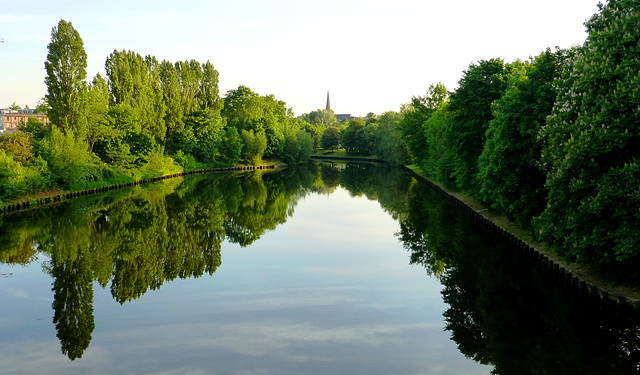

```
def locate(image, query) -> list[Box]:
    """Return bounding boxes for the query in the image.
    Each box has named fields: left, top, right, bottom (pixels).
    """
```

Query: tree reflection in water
left=399, top=181, right=640, bottom=374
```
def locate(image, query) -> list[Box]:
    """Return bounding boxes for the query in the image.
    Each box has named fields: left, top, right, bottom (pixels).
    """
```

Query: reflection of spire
left=326, top=90, right=331, bottom=111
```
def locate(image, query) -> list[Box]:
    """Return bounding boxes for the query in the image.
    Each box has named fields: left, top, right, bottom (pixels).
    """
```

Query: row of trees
left=0, top=19, right=317, bottom=204
left=285, top=0, right=637, bottom=276
left=394, top=0, right=640, bottom=275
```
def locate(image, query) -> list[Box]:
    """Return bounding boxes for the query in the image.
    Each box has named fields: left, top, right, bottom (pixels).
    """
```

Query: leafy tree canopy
left=535, top=0, right=640, bottom=273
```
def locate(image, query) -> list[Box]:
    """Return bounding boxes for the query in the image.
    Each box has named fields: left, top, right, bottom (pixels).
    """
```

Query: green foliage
left=478, top=49, right=571, bottom=225
left=0, top=150, right=27, bottom=201
left=135, top=151, right=182, bottom=179
left=171, top=150, right=200, bottom=171
left=296, top=129, right=314, bottom=163
left=422, top=101, right=454, bottom=181
left=535, top=0, right=640, bottom=272
left=374, top=111, right=409, bottom=165
left=320, top=126, right=341, bottom=152
left=222, top=86, right=290, bottom=158
left=45, top=19, right=88, bottom=137
left=219, top=127, right=243, bottom=166
left=105, top=50, right=167, bottom=140
left=35, top=99, right=50, bottom=116
left=159, top=59, right=185, bottom=146
left=0, top=149, right=51, bottom=203
left=222, top=85, right=262, bottom=131
left=445, top=59, right=512, bottom=191
left=282, top=126, right=314, bottom=164
left=240, top=129, right=267, bottom=165
left=19, top=117, right=49, bottom=141
left=85, top=73, right=112, bottom=153
left=40, top=126, right=108, bottom=189
left=399, top=82, right=447, bottom=163
left=300, top=108, right=337, bottom=127
left=357, top=121, right=378, bottom=156
left=0, top=131, right=34, bottom=164
left=340, top=118, right=365, bottom=154
left=299, top=120, right=324, bottom=150
left=91, top=104, right=155, bottom=169
left=185, top=109, right=226, bottom=163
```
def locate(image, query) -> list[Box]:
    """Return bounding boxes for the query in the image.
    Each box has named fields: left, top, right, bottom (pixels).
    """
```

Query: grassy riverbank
left=0, top=159, right=287, bottom=211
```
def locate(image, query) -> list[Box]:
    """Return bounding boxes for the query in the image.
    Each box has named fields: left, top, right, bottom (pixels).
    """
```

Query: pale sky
left=0, top=0, right=600, bottom=117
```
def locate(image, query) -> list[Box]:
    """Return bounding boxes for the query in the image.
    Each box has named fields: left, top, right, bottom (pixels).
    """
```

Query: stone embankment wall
left=402, top=166, right=640, bottom=314
left=0, top=165, right=278, bottom=214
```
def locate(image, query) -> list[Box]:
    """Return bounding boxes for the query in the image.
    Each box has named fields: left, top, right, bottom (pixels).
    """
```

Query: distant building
left=325, top=91, right=353, bottom=123
left=0, top=109, right=50, bottom=133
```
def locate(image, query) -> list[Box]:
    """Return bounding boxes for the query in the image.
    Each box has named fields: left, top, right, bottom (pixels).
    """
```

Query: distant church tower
left=326, top=90, right=331, bottom=111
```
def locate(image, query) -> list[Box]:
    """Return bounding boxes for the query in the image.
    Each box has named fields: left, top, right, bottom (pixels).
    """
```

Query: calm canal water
left=1, top=162, right=639, bottom=374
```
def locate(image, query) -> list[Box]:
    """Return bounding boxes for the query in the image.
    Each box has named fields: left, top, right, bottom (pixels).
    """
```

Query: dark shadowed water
left=1, top=161, right=639, bottom=375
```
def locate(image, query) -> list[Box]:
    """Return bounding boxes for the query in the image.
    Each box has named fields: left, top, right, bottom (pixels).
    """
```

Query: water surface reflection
left=0, top=162, right=639, bottom=374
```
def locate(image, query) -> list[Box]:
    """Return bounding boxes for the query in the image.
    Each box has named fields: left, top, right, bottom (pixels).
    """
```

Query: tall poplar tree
left=85, top=73, right=111, bottom=153
left=44, top=19, right=88, bottom=137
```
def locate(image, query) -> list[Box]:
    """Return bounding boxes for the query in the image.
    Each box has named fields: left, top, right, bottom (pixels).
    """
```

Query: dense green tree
left=144, top=55, right=168, bottom=143
left=260, top=95, right=288, bottom=157
left=340, top=118, right=365, bottom=154
left=399, top=82, right=447, bottom=164
left=301, top=108, right=338, bottom=127
left=0, top=131, right=34, bottom=164
left=18, top=117, right=49, bottom=141
left=44, top=19, right=88, bottom=137
left=299, top=120, right=324, bottom=150
left=356, top=121, right=378, bottom=156
left=282, top=126, right=303, bottom=165
left=445, top=59, right=512, bottom=191
left=320, top=126, right=340, bottom=152
left=93, top=104, right=142, bottom=168
left=222, top=86, right=262, bottom=132
left=296, top=129, right=314, bottom=163
left=282, top=126, right=313, bottom=164
left=222, top=86, right=289, bottom=158
left=364, top=112, right=378, bottom=125
left=85, top=74, right=112, bottom=153
left=0, top=133, right=50, bottom=202
left=40, top=125, right=113, bottom=189
left=219, top=127, right=243, bottom=165
left=375, top=111, right=409, bottom=165
left=159, top=60, right=185, bottom=149
left=105, top=50, right=166, bottom=141
left=536, top=0, right=640, bottom=272
left=478, top=49, right=572, bottom=225
left=176, top=60, right=202, bottom=115
left=184, top=108, right=226, bottom=162
left=241, top=129, right=267, bottom=165
left=422, top=101, right=453, bottom=182
left=199, top=61, right=222, bottom=112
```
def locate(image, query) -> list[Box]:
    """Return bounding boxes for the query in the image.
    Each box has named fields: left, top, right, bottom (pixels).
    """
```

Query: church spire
left=326, top=90, right=331, bottom=111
